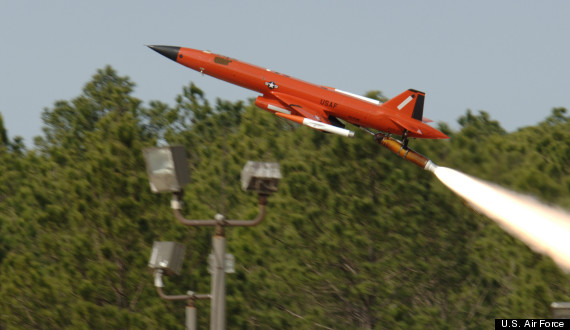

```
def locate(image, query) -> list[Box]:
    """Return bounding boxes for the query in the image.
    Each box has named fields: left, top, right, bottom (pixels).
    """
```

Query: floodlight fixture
left=552, top=302, right=570, bottom=318
left=241, top=161, right=282, bottom=195
left=148, top=241, right=186, bottom=276
left=143, top=146, right=190, bottom=193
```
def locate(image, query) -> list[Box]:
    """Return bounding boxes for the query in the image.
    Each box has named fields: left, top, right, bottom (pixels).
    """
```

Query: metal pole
left=186, top=302, right=197, bottom=330
left=169, top=198, right=268, bottom=330
left=211, top=217, right=226, bottom=330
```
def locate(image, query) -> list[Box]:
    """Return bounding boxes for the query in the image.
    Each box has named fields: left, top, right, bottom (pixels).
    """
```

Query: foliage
left=0, top=67, right=569, bottom=329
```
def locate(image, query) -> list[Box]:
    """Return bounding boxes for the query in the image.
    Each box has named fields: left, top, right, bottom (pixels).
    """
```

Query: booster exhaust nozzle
left=375, top=135, right=438, bottom=171
left=424, top=160, right=438, bottom=173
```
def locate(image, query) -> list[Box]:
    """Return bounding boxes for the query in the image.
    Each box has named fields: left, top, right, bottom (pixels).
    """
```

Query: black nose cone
left=148, top=45, right=181, bottom=62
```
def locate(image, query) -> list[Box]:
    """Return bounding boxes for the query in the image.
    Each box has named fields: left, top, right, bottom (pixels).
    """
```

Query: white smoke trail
left=433, top=166, right=570, bottom=272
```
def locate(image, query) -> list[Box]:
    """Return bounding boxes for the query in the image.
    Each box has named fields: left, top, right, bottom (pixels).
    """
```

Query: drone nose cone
left=148, top=45, right=181, bottom=62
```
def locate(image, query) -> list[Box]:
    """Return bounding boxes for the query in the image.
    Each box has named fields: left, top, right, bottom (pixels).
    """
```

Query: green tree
left=1, top=67, right=185, bottom=328
left=0, top=113, right=8, bottom=147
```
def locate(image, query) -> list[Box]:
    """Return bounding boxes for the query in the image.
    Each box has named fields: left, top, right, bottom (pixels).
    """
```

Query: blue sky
left=1, top=1, right=569, bottom=145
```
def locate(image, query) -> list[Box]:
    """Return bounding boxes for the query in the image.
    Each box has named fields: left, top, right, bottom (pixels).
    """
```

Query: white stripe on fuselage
left=334, top=89, right=381, bottom=105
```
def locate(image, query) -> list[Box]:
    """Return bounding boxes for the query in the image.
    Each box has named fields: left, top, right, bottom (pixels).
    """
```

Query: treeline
left=0, top=67, right=569, bottom=329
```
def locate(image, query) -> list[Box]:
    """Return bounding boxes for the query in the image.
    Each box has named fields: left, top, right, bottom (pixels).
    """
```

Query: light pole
left=143, top=147, right=281, bottom=330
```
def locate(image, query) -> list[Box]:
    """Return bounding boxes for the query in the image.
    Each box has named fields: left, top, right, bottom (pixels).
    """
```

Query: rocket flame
left=433, top=166, right=570, bottom=272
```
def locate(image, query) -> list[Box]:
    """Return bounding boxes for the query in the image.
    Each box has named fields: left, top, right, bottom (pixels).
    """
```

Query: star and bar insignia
left=265, top=81, right=278, bottom=89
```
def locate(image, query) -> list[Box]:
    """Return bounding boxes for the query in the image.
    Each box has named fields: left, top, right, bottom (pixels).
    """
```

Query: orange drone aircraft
left=148, top=45, right=448, bottom=166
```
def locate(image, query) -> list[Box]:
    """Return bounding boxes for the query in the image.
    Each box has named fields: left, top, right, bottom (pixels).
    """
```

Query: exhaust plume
left=433, top=166, right=570, bottom=272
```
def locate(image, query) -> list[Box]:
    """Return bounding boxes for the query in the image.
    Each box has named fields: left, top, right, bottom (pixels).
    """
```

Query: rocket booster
left=375, top=135, right=438, bottom=172
left=275, top=113, right=355, bottom=138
